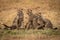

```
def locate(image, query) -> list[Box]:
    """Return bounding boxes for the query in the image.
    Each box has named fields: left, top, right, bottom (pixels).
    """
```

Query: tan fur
left=12, top=9, right=24, bottom=29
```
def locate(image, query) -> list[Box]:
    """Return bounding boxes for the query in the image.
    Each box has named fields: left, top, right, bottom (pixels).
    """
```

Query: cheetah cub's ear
left=27, top=9, right=33, bottom=15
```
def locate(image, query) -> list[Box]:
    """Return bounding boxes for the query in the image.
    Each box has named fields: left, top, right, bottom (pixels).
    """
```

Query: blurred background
left=0, top=0, right=60, bottom=28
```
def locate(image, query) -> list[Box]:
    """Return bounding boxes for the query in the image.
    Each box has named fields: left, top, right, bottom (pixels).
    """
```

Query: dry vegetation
left=0, top=0, right=60, bottom=27
left=0, top=0, right=60, bottom=40
left=0, top=29, right=60, bottom=40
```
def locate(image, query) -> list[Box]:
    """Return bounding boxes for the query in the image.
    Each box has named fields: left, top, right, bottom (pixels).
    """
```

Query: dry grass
left=0, top=0, right=60, bottom=40
left=0, top=0, right=60, bottom=27
left=0, top=29, right=60, bottom=40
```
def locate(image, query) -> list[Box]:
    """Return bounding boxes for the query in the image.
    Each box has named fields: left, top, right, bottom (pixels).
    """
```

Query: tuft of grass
left=0, top=29, right=60, bottom=40
left=39, top=29, right=60, bottom=36
left=0, top=29, right=60, bottom=37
